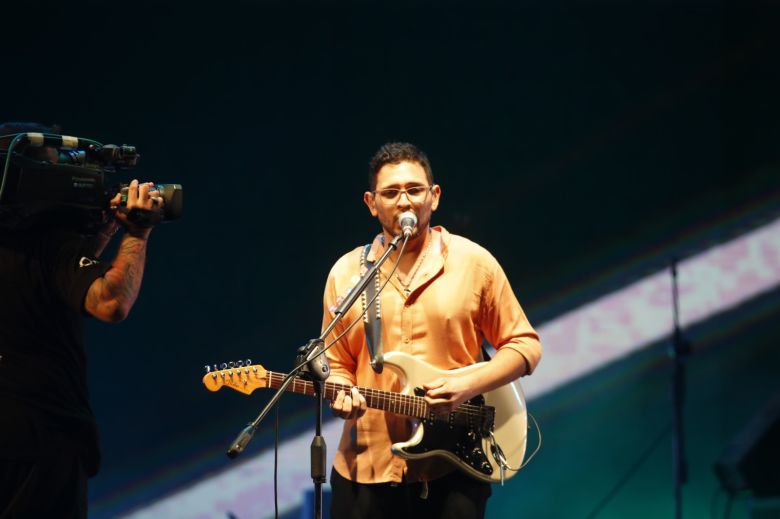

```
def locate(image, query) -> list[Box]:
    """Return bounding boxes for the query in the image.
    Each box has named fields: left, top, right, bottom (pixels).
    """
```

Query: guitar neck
left=202, top=365, right=493, bottom=428
left=266, top=371, right=448, bottom=418
left=265, top=371, right=491, bottom=425
left=266, top=371, right=431, bottom=419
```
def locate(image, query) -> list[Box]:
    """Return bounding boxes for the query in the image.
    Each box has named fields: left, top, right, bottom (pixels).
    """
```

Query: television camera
left=0, top=131, right=182, bottom=233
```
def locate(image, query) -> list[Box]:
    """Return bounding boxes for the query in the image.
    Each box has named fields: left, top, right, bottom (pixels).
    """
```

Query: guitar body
left=383, top=351, right=527, bottom=484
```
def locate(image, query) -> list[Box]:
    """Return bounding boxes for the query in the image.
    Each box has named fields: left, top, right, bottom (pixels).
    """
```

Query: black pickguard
left=403, top=391, right=494, bottom=476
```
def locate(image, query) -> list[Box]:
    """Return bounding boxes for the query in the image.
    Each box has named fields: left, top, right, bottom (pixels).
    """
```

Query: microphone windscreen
left=399, top=211, right=417, bottom=228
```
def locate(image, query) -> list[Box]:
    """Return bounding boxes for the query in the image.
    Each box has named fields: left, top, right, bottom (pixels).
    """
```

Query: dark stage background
left=2, top=1, right=779, bottom=517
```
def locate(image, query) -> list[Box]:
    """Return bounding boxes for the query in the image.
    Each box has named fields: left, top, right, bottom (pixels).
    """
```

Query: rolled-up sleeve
left=480, top=260, right=542, bottom=375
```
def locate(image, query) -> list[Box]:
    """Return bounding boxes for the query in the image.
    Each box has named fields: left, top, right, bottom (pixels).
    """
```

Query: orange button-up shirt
left=322, top=226, right=541, bottom=484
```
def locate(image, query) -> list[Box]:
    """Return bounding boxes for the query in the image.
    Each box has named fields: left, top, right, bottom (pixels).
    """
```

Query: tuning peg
left=206, top=359, right=254, bottom=374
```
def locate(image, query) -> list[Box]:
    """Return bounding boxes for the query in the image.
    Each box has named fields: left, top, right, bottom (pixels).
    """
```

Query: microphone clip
left=296, top=339, right=330, bottom=382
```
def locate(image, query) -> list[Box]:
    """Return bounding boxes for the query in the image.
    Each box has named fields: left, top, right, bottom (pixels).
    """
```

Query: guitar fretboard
left=266, top=371, right=490, bottom=425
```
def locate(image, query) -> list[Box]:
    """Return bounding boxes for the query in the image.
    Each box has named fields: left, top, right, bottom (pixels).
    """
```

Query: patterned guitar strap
left=361, top=244, right=383, bottom=373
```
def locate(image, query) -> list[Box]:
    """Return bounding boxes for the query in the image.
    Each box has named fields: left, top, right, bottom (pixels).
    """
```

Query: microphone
left=399, top=211, right=417, bottom=238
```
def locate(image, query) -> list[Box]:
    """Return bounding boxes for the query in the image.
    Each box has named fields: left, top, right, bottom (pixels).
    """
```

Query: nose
left=396, top=191, right=413, bottom=208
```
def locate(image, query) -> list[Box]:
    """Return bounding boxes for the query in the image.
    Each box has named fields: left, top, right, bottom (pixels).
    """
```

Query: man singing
left=322, top=142, right=542, bottom=519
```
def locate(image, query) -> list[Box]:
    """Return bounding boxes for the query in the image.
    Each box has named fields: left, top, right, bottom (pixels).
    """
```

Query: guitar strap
left=361, top=244, right=383, bottom=373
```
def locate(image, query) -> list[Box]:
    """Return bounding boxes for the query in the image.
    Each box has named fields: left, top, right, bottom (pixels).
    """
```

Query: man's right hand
left=331, top=386, right=367, bottom=420
left=112, top=179, right=164, bottom=239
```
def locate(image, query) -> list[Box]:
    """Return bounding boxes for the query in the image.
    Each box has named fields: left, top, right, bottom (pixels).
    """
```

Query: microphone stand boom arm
left=225, top=233, right=406, bottom=519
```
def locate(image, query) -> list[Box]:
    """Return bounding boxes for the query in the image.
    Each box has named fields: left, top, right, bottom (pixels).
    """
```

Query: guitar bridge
left=481, top=405, right=496, bottom=435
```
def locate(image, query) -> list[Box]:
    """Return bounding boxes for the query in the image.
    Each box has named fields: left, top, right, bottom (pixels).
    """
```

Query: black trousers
left=0, top=454, right=87, bottom=519
left=0, top=402, right=87, bottom=519
left=330, top=468, right=491, bottom=519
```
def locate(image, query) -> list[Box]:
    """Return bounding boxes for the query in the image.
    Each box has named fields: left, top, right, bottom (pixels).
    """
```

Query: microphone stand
left=225, top=233, right=406, bottom=519
left=670, top=258, right=691, bottom=519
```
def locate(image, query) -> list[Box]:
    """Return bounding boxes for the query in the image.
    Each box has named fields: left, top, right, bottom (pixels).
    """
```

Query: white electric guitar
left=202, top=351, right=527, bottom=484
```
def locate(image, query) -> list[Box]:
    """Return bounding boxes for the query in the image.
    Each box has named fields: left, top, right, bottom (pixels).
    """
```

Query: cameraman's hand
left=112, top=179, right=163, bottom=238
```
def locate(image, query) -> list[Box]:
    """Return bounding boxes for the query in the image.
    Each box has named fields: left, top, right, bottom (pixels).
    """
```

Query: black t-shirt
left=0, top=225, right=110, bottom=474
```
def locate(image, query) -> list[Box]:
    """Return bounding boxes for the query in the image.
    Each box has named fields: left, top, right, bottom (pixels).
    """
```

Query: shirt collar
left=366, top=226, right=449, bottom=263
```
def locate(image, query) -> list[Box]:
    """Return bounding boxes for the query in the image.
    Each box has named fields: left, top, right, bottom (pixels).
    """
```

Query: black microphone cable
left=274, top=400, right=279, bottom=519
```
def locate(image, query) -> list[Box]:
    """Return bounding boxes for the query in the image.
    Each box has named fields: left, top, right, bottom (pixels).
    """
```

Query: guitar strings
left=265, top=372, right=491, bottom=420
left=214, top=366, right=492, bottom=420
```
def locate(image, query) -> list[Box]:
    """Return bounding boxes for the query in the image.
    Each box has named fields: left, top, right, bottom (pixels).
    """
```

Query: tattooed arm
left=84, top=179, right=161, bottom=323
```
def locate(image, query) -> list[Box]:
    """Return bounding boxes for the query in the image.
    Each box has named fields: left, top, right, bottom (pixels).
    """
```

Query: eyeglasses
left=373, top=185, right=432, bottom=203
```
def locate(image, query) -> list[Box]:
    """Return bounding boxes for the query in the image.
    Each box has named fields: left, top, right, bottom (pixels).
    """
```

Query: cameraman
left=0, top=123, right=162, bottom=518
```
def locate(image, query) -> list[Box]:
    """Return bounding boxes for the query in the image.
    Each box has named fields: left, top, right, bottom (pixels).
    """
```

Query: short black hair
left=368, top=142, right=433, bottom=191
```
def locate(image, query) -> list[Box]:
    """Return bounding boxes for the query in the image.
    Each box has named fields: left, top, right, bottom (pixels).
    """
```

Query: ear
left=363, top=191, right=378, bottom=217
left=430, top=184, right=441, bottom=212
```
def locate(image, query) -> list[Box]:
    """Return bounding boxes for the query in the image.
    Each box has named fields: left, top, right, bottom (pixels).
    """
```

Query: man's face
left=363, top=160, right=440, bottom=238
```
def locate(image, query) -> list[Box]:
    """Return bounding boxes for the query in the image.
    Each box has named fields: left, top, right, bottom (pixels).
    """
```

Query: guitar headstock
left=202, top=360, right=268, bottom=395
